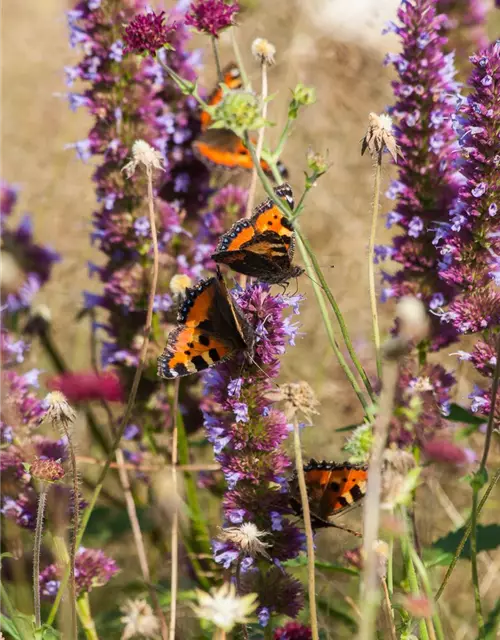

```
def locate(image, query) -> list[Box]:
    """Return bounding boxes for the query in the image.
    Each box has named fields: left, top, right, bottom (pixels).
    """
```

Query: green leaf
left=429, top=524, right=500, bottom=565
left=1, top=612, right=36, bottom=640
left=0, top=614, right=23, bottom=640
left=483, top=599, right=500, bottom=640
left=445, top=403, right=486, bottom=426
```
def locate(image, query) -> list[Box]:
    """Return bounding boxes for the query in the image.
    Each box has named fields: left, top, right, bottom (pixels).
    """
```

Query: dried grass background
left=2, top=0, right=500, bottom=636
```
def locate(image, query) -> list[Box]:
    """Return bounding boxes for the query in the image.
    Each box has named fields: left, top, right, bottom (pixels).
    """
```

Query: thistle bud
left=31, top=457, right=65, bottom=483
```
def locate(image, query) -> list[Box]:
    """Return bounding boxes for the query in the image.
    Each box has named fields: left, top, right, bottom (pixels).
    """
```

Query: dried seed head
left=396, top=296, right=430, bottom=343
left=251, top=38, right=276, bottom=65
left=31, top=457, right=65, bottom=483
left=122, top=140, right=165, bottom=177
left=361, top=112, right=402, bottom=163
left=218, top=522, right=271, bottom=559
left=277, top=381, right=320, bottom=421
left=169, top=273, right=193, bottom=297
left=381, top=448, right=417, bottom=510
left=192, top=583, right=258, bottom=632
left=43, top=391, right=76, bottom=428
left=120, top=598, right=160, bottom=640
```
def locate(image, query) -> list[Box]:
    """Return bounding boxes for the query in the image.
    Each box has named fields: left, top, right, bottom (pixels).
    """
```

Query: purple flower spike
left=382, top=0, right=461, bottom=351
left=185, top=0, right=239, bottom=38
left=124, top=11, right=179, bottom=57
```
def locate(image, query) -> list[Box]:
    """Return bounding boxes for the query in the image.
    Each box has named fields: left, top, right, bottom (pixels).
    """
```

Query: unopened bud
left=31, top=457, right=65, bottom=483
left=306, top=149, right=329, bottom=176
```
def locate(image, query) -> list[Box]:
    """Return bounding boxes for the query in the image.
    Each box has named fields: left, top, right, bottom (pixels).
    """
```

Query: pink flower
left=274, top=621, right=312, bottom=640
left=423, top=439, right=474, bottom=466
left=123, top=11, right=179, bottom=57
left=185, top=0, right=239, bottom=38
left=47, top=372, right=124, bottom=403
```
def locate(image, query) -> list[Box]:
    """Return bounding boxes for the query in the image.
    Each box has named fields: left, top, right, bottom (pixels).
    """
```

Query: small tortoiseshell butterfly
left=212, top=183, right=305, bottom=285
left=194, top=63, right=287, bottom=178
left=157, top=268, right=254, bottom=379
left=289, top=459, right=368, bottom=534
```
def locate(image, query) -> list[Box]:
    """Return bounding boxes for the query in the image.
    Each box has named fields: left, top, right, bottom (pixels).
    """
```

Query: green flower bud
left=343, top=423, right=373, bottom=464
left=208, top=88, right=268, bottom=138
left=306, top=148, right=329, bottom=177
left=288, top=84, right=316, bottom=119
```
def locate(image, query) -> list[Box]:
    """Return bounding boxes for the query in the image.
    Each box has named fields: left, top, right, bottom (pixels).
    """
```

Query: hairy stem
left=358, top=356, right=399, bottom=640
left=293, top=418, right=319, bottom=640
left=33, top=483, right=48, bottom=629
left=368, top=156, right=383, bottom=380
left=47, top=162, right=160, bottom=626
left=211, top=36, right=223, bottom=83
left=169, top=378, right=181, bottom=640
left=471, top=490, right=484, bottom=634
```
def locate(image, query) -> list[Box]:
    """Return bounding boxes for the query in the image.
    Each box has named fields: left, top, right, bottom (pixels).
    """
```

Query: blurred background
left=2, top=0, right=500, bottom=637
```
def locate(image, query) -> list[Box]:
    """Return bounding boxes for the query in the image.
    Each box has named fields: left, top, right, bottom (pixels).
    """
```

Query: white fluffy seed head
left=251, top=38, right=276, bottom=65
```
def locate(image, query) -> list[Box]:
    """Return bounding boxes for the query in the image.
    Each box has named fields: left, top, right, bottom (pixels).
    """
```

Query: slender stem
left=115, top=448, right=168, bottom=639
left=368, top=156, right=383, bottom=380
left=358, top=357, right=399, bottom=640
left=435, top=466, right=500, bottom=601
left=230, top=27, right=250, bottom=89
left=471, top=490, right=484, bottom=634
left=244, top=136, right=375, bottom=402
left=401, top=526, right=430, bottom=640
left=410, top=545, right=445, bottom=640
left=479, top=335, right=500, bottom=471
left=380, top=578, right=397, bottom=640
left=293, top=418, right=319, bottom=640
left=245, top=60, right=269, bottom=219
left=33, top=483, right=48, bottom=629
left=47, top=162, right=161, bottom=626
left=76, top=594, right=99, bottom=640
left=296, top=233, right=368, bottom=410
left=211, top=36, right=223, bottom=83
left=169, top=378, right=181, bottom=640
left=272, top=119, right=293, bottom=161
left=57, top=417, right=79, bottom=639
left=387, top=536, right=394, bottom=595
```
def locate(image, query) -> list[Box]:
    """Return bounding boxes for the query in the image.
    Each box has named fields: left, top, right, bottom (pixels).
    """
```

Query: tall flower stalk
left=381, top=0, right=460, bottom=352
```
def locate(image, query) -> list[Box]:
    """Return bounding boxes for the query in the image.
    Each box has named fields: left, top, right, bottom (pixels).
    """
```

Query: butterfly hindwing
left=157, top=271, right=253, bottom=379
left=289, top=460, right=368, bottom=529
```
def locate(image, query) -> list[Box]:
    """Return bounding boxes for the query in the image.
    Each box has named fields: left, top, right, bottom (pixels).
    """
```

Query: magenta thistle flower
left=40, top=547, right=118, bottom=598
left=274, top=621, right=313, bottom=640
left=47, top=371, right=124, bottom=403
left=123, top=11, right=179, bottom=57
left=380, top=0, right=461, bottom=350
left=185, top=0, right=239, bottom=38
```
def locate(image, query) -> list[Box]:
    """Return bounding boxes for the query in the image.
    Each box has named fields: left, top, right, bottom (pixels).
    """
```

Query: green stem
left=435, top=466, right=500, bottom=601
left=245, top=135, right=374, bottom=403
left=76, top=594, right=99, bottom=640
left=33, top=483, right=48, bottom=629
left=401, top=530, right=429, bottom=640
left=471, top=489, right=484, bottom=635
left=409, top=539, right=445, bottom=640
left=230, top=27, right=250, bottom=89
left=387, top=536, right=394, bottom=596
left=296, top=233, right=368, bottom=410
left=293, top=418, right=319, bottom=640
left=211, top=36, right=223, bottom=82
left=0, top=581, right=23, bottom=638
left=169, top=378, right=180, bottom=640
left=47, top=163, right=161, bottom=627
left=368, top=157, right=383, bottom=380
left=272, top=119, right=293, bottom=160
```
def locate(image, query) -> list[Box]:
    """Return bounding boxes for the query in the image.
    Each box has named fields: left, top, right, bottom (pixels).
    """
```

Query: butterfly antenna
left=247, top=355, right=281, bottom=390
left=303, top=272, right=329, bottom=294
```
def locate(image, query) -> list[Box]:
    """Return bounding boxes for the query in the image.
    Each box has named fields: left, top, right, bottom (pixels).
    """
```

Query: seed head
left=192, top=582, right=258, bottom=631
left=169, top=273, right=193, bottom=297
left=31, top=457, right=65, bottom=483
left=395, top=295, right=430, bottom=343
left=275, top=381, right=320, bottom=421
left=306, top=148, right=329, bottom=177
left=120, top=598, right=160, bottom=640
left=123, top=140, right=165, bottom=177
left=251, top=38, right=276, bottom=66
left=43, top=391, right=76, bottom=428
left=218, top=522, right=271, bottom=559
left=361, top=112, right=402, bottom=163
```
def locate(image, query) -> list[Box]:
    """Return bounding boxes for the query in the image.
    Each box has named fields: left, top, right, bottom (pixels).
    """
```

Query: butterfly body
left=289, top=459, right=368, bottom=530
left=157, top=269, right=254, bottom=379
left=212, top=183, right=304, bottom=285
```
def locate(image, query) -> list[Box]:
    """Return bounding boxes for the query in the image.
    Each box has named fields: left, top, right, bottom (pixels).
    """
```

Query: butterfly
left=194, top=63, right=287, bottom=178
left=211, top=183, right=305, bottom=285
left=157, top=268, right=254, bottom=379
left=289, top=459, right=367, bottom=535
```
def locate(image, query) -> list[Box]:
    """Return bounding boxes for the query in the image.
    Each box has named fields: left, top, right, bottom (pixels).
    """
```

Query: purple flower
left=383, top=0, right=461, bottom=350
left=123, top=11, right=179, bottom=57
left=185, top=0, right=239, bottom=38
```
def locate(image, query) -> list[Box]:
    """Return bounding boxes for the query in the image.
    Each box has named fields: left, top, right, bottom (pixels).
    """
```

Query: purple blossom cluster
left=436, top=41, right=500, bottom=417
left=203, top=284, right=305, bottom=621
left=39, top=547, right=118, bottom=598
left=185, top=0, right=239, bottom=38
left=437, top=0, right=489, bottom=72
left=380, top=0, right=460, bottom=350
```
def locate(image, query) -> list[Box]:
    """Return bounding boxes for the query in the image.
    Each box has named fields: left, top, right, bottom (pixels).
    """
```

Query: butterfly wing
left=157, top=273, right=251, bottom=379
left=194, top=130, right=255, bottom=171
left=251, top=184, right=296, bottom=256
left=289, top=460, right=368, bottom=529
